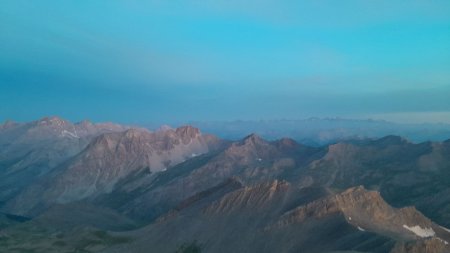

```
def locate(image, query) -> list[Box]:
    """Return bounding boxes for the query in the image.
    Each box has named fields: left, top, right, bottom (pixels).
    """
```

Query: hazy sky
left=1, top=1, right=450, bottom=124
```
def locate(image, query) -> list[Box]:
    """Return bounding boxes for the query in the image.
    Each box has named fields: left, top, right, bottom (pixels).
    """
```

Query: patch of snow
left=403, top=224, right=435, bottom=238
left=257, top=158, right=262, bottom=162
left=440, top=225, right=450, bottom=233
left=437, top=237, right=449, bottom=245
left=191, top=153, right=198, bottom=157
left=348, top=217, right=352, bottom=221
left=61, top=130, right=79, bottom=139
left=357, top=226, right=365, bottom=232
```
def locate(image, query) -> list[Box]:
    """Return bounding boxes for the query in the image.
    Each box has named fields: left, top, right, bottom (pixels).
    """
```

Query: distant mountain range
left=188, top=118, right=450, bottom=146
left=0, top=117, right=450, bottom=253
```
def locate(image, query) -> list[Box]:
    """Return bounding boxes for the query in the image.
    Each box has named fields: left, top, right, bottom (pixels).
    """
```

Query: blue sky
left=1, top=1, right=450, bottom=124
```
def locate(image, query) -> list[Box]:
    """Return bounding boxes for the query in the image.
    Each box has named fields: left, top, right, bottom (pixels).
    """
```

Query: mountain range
left=187, top=119, right=450, bottom=146
left=0, top=117, right=449, bottom=253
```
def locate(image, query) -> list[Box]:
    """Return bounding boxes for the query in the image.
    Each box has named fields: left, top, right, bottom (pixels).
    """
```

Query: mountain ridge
left=1, top=117, right=450, bottom=253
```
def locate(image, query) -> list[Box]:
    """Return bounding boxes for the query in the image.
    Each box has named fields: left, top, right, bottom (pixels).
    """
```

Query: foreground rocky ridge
left=106, top=183, right=450, bottom=253
left=0, top=117, right=450, bottom=253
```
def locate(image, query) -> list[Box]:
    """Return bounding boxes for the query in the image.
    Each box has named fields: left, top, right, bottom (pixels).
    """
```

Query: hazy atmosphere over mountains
left=1, top=1, right=450, bottom=253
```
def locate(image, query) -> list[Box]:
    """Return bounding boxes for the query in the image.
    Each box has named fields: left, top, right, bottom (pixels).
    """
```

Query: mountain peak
left=274, top=137, right=300, bottom=151
left=175, top=125, right=201, bottom=144
left=374, top=135, right=409, bottom=146
left=175, top=125, right=200, bottom=136
left=123, top=128, right=150, bottom=138
left=35, top=116, right=69, bottom=127
left=158, top=124, right=173, bottom=131
left=340, top=185, right=367, bottom=195
left=242, top=133, right=266, bottom=145
left=76, top=119, right=93, bottom=127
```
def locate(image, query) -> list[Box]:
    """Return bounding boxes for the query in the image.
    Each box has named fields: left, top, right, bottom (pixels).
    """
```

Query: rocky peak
left=76, top=120, right=93, bottom=128
left=274, top=137, right=301, bottom=152
left=85, top=128, right=150, bottom=153
left=123, top=128, right=150, bottom=139
left=239, top=133, right=271, bottom=150
left=276, top=137, right=297, bottom=146
left=35, top=116, right=69, bottom=127
left=175, top=125, right=201, bottom=144
left=223, top=133, right=277, bottom=162
left=374, top=135, right=409, bottom=147
left=335, top=185, right=382, bottom=205
left=175, top=125, right=200, bottom=137
left=158, top=125, right=173, bottom=131
left=322, top=142, right=358, bottom=161
left=94, top=122, right=128, bottom=132
left=86, top=132, right=117, bottom=152
left=242, top=133, right=265, bottom=145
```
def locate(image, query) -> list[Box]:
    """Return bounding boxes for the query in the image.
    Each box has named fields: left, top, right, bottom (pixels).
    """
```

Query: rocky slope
left=0, top=117, right=128, bottom=206
left=105, top=183, right=450, bottom=253
left=3, top=125, right=223, bottom=217
left=109, top=133, right=322, bottom=222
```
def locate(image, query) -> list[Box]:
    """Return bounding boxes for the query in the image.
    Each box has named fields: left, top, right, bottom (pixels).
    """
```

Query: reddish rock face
left=175, top=125, right=201, bottom=144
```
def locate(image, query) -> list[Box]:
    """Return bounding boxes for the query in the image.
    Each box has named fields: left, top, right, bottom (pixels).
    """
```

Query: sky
left=1, top=1, right=450, bottom=124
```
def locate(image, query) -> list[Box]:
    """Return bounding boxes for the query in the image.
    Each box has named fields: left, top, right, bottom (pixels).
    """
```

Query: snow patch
left=257, top=158, right=262, bottom=162
left=403, top=224, right=435, bottom=238
left=357, top=226, right=365, bottom=232
left=437, top=237, right=449, bottom=245
left=61, top=130, right=79, bottom=139
left=440, top=225, right=450, bottom=233
left=191, top=153, right=198, bottom=157
left=348, top=217, right=352, bottom=221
